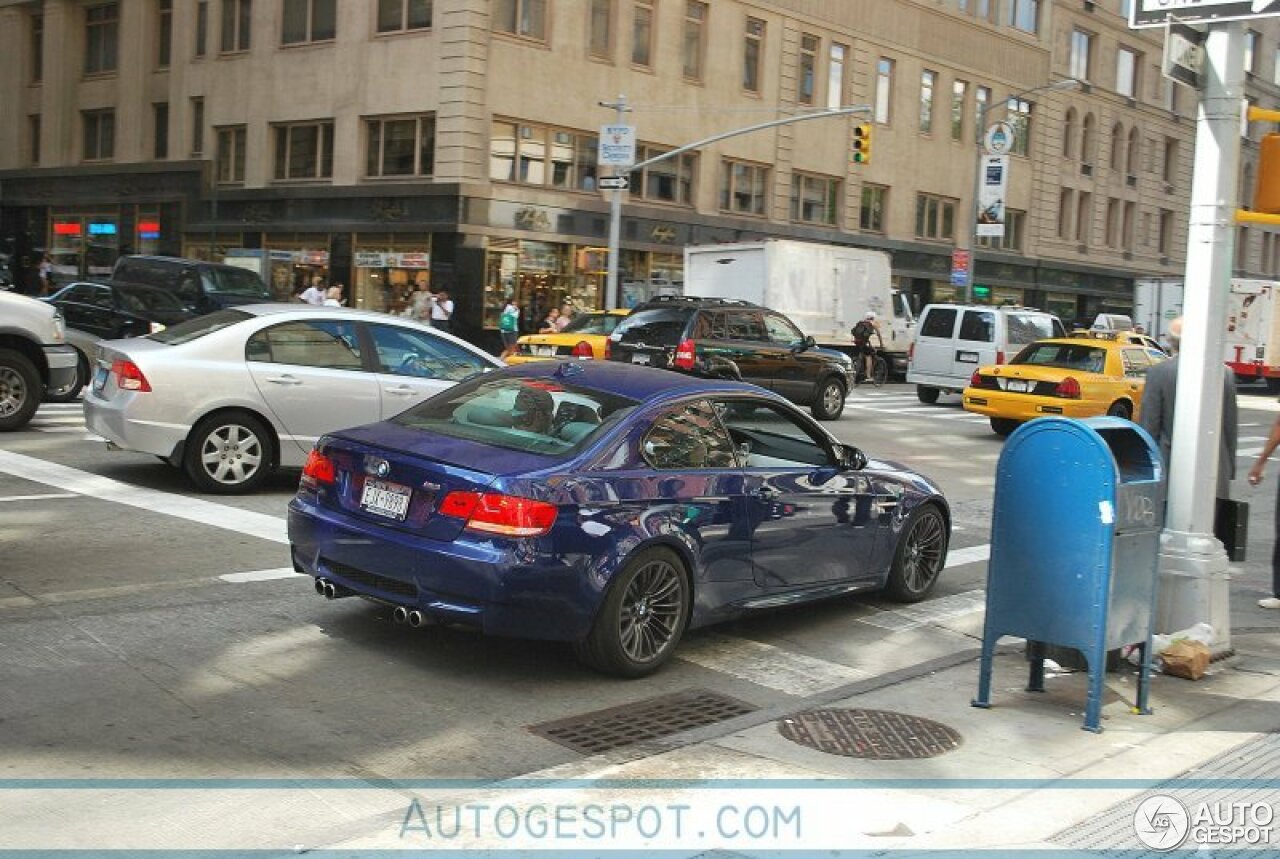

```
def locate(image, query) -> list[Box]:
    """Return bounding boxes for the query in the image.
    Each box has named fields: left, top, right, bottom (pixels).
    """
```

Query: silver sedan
left=84, top=304, right=504, bottom=493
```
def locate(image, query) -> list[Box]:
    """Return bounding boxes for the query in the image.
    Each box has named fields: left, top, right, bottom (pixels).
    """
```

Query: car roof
left=117, top=255, right=249, bottom=272
left=500, top=358, right=769, bottom=403
left=632, top=296, right=761, bottom=311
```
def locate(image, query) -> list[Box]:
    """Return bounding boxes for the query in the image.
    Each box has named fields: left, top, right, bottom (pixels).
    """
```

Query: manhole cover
left=778, top=708, right=961, bottom=759
left=530, top=690, right=756, bottom=755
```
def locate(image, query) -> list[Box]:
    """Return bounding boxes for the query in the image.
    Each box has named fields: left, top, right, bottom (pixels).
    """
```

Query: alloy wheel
left=822, top=381, right=844, bottom=415
left=0, top=367, right=27, bottom=418
left=901, top=511, right=947, bottom=594
left=618, top=558, right=684, bottom=663
left=199, top=423, right=264, bottom=486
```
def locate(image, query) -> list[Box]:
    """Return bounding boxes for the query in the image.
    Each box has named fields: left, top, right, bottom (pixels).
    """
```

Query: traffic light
left=1255, top=133, right=1280, bottom=214
left=852, top=123, right=872, bottom=165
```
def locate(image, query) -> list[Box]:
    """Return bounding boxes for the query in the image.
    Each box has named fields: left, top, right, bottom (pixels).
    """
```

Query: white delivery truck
left=1224, top=278, right=1280, bottom=391
left=1133, top=278, right=1185, bottom=342
left=682, top=239, right=915, bottom=373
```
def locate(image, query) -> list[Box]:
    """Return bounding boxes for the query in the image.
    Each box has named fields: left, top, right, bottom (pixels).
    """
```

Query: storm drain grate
left=529, top=690, right=757, bottom=755
left=778, top=708, right=962, bottom=760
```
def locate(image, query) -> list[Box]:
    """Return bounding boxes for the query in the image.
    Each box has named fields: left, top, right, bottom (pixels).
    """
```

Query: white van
left=907, top=304, right=1065, bottom=403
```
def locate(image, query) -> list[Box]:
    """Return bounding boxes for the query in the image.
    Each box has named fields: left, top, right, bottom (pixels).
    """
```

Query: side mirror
left=838, top=444, right=868, bottom=471
left=794, top=335, right=815, bottom=352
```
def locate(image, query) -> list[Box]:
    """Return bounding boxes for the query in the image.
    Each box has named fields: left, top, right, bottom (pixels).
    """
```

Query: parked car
left=505, top=309, right=630, bottom=364
left=288, top=360, right=950, bottom=676
left=962, top=332, right=1165, bottom=435
left=111, top=255, right=272, bottom=315
left=908, top=304, right=1066, bottom=403
left=84, top=305, right=503, bottom=493
left=0, top=291, right=79, bottom=429
left=606, top=296, right=855, bottom=420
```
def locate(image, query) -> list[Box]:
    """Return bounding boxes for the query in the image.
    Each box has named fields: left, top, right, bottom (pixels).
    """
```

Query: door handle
left=385, top=385, right=418, bottom=396
left=266, top=375, right=303, bottom=386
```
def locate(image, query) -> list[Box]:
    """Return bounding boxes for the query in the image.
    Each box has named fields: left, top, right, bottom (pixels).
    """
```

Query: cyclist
left=851, top=311, right=884, bottom=384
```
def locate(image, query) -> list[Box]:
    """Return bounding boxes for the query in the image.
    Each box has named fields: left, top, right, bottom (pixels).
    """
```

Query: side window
left=641, top=400, right=738, bottom=469
left=1121, top=348, right=1151, bottom=377
left=764, top=313, right=804, bottom=346
left=725, top=310, right=766, bottom=341
left=368, top=323, right=490, bottom=380
left=88, top=286, right=113, bottom=308
left=958, top=310, right=995, bottom=343
left=66, top=284, right=98, bottom=303
left=717, top=400, right=833, bottom=468
left=245, top=320, right=365, bottom=370
left=177, top=271, right=201, bottom=303
left=920, top=308, right=957, bottom=338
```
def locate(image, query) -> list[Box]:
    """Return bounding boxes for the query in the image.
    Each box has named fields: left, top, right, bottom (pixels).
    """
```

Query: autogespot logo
left=1134, top=795, right=1191, bottom=851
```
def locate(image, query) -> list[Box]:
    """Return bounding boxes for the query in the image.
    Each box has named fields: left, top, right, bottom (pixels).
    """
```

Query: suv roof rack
left=640, top=295, right=759, bottom=307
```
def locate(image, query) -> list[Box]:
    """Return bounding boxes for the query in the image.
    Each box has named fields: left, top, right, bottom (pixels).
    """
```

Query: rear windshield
left=116, top=284, right=186, bottom=312
left=611, top=307, right=690, bottom=345
left=148, top=309, right=251, bottom=345
left=392, top=376, right=639, bottom=456
left=207, top=266, right=271, bottom=298
left=1012, top=342, right=1108, bottom=373
left=562, top=313, right=625, bottom=336
left=1006, top=312, right=1065, bottom=345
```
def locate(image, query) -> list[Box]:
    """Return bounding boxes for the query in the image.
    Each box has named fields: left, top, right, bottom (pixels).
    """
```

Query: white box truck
left=1225, top=278, right=1280, bottom=391
left=1133, top=278, right=1184, bottom=342
left=682, top=239, right=915, bottom=372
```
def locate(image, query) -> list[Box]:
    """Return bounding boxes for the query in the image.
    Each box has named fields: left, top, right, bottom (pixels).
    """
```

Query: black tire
left=1106, top=401, right=1132, bottom=420
left=916, top=385, right=940, bottom=404
left=0, top=348, right=42, bottom=432
left=990, top=417, right=1019, bottom=437
left=871, top=356, right=889, bottom=388
left=44, top=352, right=88, bottom=403
left=575, top=546, right=690, bottom=678
left=883, top=504, right=949, bottom=603
left=183, top=411, right=275, bottom=494
left=811, top=376, right=847, bottom=420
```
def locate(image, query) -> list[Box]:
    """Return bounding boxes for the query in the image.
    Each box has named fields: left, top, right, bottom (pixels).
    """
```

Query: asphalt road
left=2, top=382, right=1275, bottom=788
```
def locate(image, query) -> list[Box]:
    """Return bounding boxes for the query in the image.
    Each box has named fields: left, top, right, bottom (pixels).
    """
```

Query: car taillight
left=111, top=359, right=151, bottom=392
left=300, top=449, right=336, bottom=489
left=908, top=342, right=915, bottom=363
left=149, top=322, right=167, bottom=334
left=438, top=491, right=557, bottom=537
left=995, top=351, right=1006, bottom=365
left=571, top=340, right=593, bottom=358
left=971, top=369, right=982, bottom=387
left=674, top=338, right=696, bottom=370
left=1056, top=377, right=1082, bottom=399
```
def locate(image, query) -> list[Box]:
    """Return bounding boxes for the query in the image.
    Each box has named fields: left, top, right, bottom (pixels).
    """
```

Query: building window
left=489, top=120, right=599, bottom=191
left=28, top=115, right=41, bottom=166
left=153, top=102, right=169, bottom=159
left=190, top=97, right=204, bottom=156
left=914, top=193, right=957, bottom=241
left=1238, top=228, right=1250, bottom=270
left=683, top=2, right=707, bottom=81
left=1274, top=48, right=1280, bottom=86
left=589, top=0, right=613, bottom=59
left=875, top=58, right=894, bottom=124
left=977, top=209, right=1024, bottom=251
left=1057, top=188, right=1074, bottom=239
left=826, top=43, right=846, bottom=110
left=1245, top=30, right=1259, bottom=74
left=631, top=145, right=697, bottom=204
left=222, top=0, right=251, bottom=52
left=85, top=3, right=120, bottom=75
left=83, top=109, right=116, bottom=161
left=721, top=159, right=769, bottom=216
left=631, top=1, right=654, bottom=68
left=860, top=184, right=887, bottom=233
left=365, top=115, right=435, bottom=177
left=1116, top=47, right=1139, bottom=98
left=1080, top=112, right=1096, bottom=165
left=378, top=0, right=432, bottom=33
left=790, top=172, right=839, bottom=226
left=1105, top=198, right=1121, bottom=247
left=1123, top=201, right=1136, bottom=251
left=1163, top=137, right=1178, bottom=183
left=30, top=13, right=43, bottom=83
left=195, top=1, right=208, bottom=57
left=1006, top=97, right=1031, bottom=156
left=217, top=125, right=247, bottom=183
left=494, top=0, right=547, bottom=41
left=1109, top=123, right=1125, bottom=170
left=1008, top=0, right=1039, bottom=34
left=1126, top=127, right=1140, bottom=175
left=274, top=120, right=335, bottom=180
left=282, top=0, right=336, bottom=45
left=975, top=84, right=990, bottom=132
left=1075, top=192, right=1092, bottom=244
left=1062, top=108, right=1078, bottom=158
left=798, top=34, right=818, bottom=105
left=743, top=17, right=765, bottom=94
left=1159, top=209, right=1174, bottom=255
left=1070, top=29, right=1092, bottom=83
left=919, top=70, right=936, bottom=134
left=951, top=80, right=967, bottom=142
left=158, top=0, right=173, bottom=68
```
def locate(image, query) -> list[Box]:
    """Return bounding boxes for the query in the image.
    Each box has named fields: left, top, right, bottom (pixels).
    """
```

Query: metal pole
left=601, top=95, right=629, bottom=312
left=1157, top=23, right=1244, bottom=652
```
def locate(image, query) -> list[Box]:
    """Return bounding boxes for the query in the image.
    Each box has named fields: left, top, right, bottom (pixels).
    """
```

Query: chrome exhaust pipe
left=323, top=581, right=338, bottom=600
left=314, top=577, right=328, bottom=596
left=392, top=606, right=409, bottom=624
left=407, top=610, right=427, bottom=628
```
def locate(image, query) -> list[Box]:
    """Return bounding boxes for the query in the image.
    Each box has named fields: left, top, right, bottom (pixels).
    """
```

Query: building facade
left=2, top=0, right=1278, bottom=347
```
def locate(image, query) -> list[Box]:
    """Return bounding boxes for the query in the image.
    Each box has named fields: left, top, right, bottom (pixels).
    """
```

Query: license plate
left=1005, top=379, right=1029, bottom=393
left=631, top=353, right=651, bottom=365
left=534, top=345, right=556, bottom=357
left=360, top=478, right=412, bottom=521
left=92, top=365, right=109, bottom=393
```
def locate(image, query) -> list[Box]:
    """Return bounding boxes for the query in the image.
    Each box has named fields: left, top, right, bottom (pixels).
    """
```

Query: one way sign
left=1132, top=0, right=1280, bottom=29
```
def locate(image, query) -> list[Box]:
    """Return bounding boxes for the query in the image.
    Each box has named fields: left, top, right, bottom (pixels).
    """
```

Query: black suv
left=607, top=296, right=854, bottom=420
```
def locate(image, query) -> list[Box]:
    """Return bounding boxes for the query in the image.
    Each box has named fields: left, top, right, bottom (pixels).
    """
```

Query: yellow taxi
left=505, top=309, right=630, bottom=365
left=962, top=332, right=1165, bottom=436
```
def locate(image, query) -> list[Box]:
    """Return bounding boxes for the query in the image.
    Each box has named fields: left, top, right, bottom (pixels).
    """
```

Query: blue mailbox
left=972, top=416, right=1164, bottom=733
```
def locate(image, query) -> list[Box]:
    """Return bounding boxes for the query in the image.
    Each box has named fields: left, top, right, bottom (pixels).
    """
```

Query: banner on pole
left=977, top=155, right=1008, bottom=239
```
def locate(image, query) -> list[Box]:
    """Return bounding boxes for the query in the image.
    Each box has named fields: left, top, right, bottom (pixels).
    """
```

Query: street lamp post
left=964, top=79, right=1080, bottom=304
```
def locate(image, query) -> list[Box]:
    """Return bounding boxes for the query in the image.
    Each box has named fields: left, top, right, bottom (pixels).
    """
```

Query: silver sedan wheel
left=199, top=422, right=265, bottom=486
left=0, top=366, right=28, bottom=419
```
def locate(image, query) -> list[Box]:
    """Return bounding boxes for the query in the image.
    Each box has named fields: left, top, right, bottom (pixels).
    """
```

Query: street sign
left=951, top=250, right=970, bottom=287
left=598, top=124, right=636, bottom=167
left=1132, top=0, right=1280, bottom=29
left=597, top=175, right=630, bottom=190
left=1163, top=22, right=1206, bottom=89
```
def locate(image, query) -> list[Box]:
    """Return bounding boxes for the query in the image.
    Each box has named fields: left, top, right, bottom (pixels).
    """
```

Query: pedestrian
left=555, top=302, right=575, bottom=331
left=38, top=255, right=53, bottom=296
left=323, top=285, right=344, bottom=306
left=1248, top=404, right=1280, bottom=610
left=407, top=281, right=432, bottom=320
left=1139, top=317, right=1238, bottom=497
left=430, top=287, right=454, bottom=332
left=499, top=298, right=521, bottom=359
left=851, top=311, right=883, bottom=384
left=539, top=307, right=560, bottom=333
left=298, top=276, right=325, bottom=305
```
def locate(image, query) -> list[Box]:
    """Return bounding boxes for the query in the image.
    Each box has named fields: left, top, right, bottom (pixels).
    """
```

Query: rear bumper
left=962, top=391, right=1101, bottom=421
left=287, top=500, right=601, bottom=642
left=83, top=394, right=188, bottom=459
